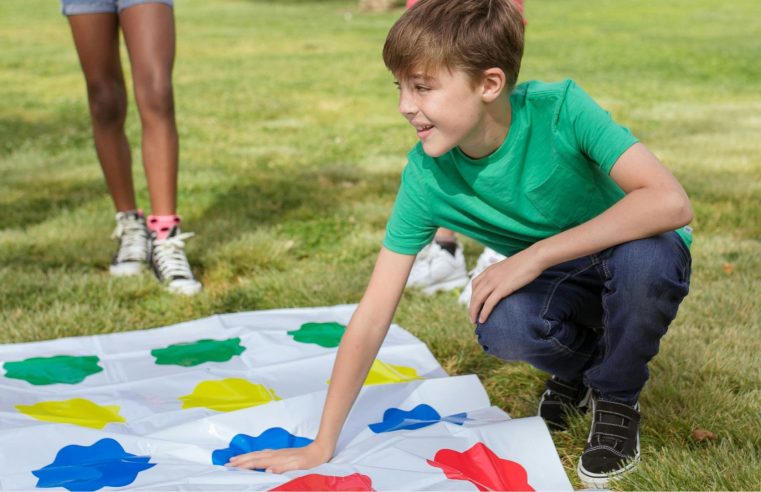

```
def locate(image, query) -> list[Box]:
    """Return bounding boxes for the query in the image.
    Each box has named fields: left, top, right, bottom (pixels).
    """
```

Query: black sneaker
left=538, top=376, right=591, bottom=431
left=149, top=226, right=202, bottom=296
left=577, top=395, right=641, bottom=488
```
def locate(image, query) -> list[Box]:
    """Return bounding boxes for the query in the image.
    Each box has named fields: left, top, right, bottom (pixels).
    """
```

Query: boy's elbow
left=681, top=200, right=694, bottom=226
left=668, top=189, right=693, bottom=227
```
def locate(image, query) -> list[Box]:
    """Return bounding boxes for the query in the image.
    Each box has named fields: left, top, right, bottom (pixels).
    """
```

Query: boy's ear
left=480, top=68, right=506, bottom=102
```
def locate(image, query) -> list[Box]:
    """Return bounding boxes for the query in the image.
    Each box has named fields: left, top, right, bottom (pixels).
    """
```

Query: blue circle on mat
left=212, top=427, right=313, bottom=470
left=369, top=403, right=468, bottom=433
left=32, top=438, right=155, bottom=491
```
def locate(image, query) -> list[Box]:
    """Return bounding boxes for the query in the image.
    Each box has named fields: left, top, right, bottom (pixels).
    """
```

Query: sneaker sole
left=577, top=452, right=640, bottom=489
left=109, top=262, right=145, bottom=277
left=419, top=276, right=469, bottom=295
left=166, top=280, right=203, bottom=296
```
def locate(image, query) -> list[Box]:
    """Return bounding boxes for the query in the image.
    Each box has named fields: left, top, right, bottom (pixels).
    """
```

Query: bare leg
left=120, top=3, right=178, bottom=216
left=435, top=228, right=457, bottom=242
left=68, top=13, right=136, bottom=212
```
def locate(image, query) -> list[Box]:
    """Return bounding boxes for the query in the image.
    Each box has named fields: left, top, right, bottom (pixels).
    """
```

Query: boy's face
left=395, top=67, right=487, bottom=158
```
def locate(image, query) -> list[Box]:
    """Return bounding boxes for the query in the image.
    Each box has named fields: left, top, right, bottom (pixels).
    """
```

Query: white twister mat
left=0, top=305, right=572, bottom=491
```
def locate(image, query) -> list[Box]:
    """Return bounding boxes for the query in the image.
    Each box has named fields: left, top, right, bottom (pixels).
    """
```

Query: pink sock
left=147, top=214, right=180, bottom=240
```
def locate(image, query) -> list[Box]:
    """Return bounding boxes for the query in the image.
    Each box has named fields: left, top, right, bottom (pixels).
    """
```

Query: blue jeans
left=475, top=232, right=691, bottom=404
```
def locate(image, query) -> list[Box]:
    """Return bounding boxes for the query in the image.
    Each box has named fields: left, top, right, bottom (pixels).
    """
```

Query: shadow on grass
left=0, top=161, right=400, bottom=273
left=0, top=107, right=100, bottom=230
left=194, top=165, right=399, bottom=250
left=0, top=110, right=91, bottom=157
left=0, top=178, right=105, bottom=230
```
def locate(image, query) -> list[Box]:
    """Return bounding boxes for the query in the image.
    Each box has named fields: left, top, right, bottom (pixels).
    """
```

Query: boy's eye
left=415, top=85, right=430, bottom=92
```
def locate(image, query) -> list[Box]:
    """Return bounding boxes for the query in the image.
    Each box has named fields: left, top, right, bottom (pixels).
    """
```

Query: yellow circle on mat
left=16, top=398, right=126, bottom=429
left=179, top=378, right=281, bottom=412
left=328, top=359, right=422, bottom=386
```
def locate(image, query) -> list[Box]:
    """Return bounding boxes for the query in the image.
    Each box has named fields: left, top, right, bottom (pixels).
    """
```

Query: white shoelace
left=112, top=215, right=149, bottom=263
left=152, top=232, right=195, bottom=281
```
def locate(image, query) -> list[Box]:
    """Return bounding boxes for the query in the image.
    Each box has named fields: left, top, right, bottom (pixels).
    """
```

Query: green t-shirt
left=383, top=79, right=692, bottom=256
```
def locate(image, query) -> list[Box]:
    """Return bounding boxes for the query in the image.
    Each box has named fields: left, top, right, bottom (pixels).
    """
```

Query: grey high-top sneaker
left=110, top=211, right=149, bottom=276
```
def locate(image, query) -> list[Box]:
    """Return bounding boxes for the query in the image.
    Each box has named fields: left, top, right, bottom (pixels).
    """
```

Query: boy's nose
left=398, top=91, right=416, bottom=117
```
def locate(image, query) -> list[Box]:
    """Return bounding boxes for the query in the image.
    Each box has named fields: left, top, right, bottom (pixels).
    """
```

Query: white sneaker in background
left=406, top=241, right=469, bottom=295
left=458, top=247, right=507, bottom=305
left=109, top=211, right=149, bottom=276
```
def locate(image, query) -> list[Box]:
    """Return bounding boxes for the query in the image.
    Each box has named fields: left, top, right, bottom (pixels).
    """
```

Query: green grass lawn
left=1, top=0, right=760, bottom=489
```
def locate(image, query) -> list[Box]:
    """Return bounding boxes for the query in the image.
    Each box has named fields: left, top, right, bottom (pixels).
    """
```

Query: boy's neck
left=458, top=93, right=512, bottom=160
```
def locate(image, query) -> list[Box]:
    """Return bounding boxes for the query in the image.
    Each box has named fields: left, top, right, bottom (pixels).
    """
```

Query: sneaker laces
left=112, top=213, right=148, bottom=262
left=152, top=232, right=196, bottom=281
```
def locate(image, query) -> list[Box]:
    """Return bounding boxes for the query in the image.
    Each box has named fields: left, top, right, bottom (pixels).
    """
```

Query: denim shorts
left=61, top=0, right=173, bottom=16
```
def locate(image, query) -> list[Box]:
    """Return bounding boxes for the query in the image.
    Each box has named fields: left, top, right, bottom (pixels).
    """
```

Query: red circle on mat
left=427, top=442, right=534, bottom=491
left=271, top=473, right=375, bottom=491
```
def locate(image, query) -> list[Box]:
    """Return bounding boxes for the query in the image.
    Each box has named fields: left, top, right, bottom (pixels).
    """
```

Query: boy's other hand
left=468, top=249, right=544, bottom=324
left=226, top=441, right=333, bottom=474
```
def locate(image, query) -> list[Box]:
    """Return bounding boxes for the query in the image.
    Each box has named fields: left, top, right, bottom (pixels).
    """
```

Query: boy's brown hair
left=383, top=0, right=525, bottom=90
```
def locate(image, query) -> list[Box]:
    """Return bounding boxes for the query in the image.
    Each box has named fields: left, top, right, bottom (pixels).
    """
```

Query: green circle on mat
left=287, top=322, right=346, bottom=348
left=3, top=355, right=103, bottom=385
left=151, top=337, right=246, bottom=367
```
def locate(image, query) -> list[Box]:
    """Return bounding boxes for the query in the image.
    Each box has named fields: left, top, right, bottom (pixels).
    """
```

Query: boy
left=229, top=0, right=693, bottom=486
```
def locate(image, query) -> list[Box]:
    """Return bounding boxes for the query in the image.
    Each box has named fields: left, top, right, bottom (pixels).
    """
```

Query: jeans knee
left=474, top=295, right=539, bottom=362
left=615, top=232, right=687, bottom=272
left=603, top=233, right=691, bottom=333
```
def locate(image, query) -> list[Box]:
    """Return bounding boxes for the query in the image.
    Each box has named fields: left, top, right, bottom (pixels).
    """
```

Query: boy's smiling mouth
left=415, top=124, right=434, bottom=138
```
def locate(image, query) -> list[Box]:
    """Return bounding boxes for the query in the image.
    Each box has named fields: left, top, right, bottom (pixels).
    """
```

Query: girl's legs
left=118, top=2, right=201, bottom=295
left=68, top=13, right=150, bottom=277
left=67, top=13, right=135, bottom=212
left=119, top=3, right=177, bottom=216
left=67, top=3, right=198, bottom=293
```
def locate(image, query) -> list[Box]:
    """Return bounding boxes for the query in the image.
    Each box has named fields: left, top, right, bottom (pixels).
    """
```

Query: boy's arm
left=469, top=142, right=693, bottom=323
left=227, top=247, right=415, bottom=473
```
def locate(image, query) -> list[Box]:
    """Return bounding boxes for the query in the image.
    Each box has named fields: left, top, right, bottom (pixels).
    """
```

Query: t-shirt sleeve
left=559, top=81, right=639, bottom=174
left=382, top=163, right=437, bottom=255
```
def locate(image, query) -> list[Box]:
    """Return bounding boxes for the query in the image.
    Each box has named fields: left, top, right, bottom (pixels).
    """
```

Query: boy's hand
left=226, top=441, right=333, bottom=474
left=468, top=249, right=545, bottom=324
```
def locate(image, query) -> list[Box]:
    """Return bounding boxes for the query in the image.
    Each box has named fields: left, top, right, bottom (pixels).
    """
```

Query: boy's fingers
left=228, top=451, right=279, bottom=469
left=229, top=456, right=258, bottom=468
left=230, top=452, right=263, bottom=463
left=470, top=289, right=490, bottom=323
left=469, top=294, right=483, bottom=323
left=479, top=292, right=501, bottom=323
